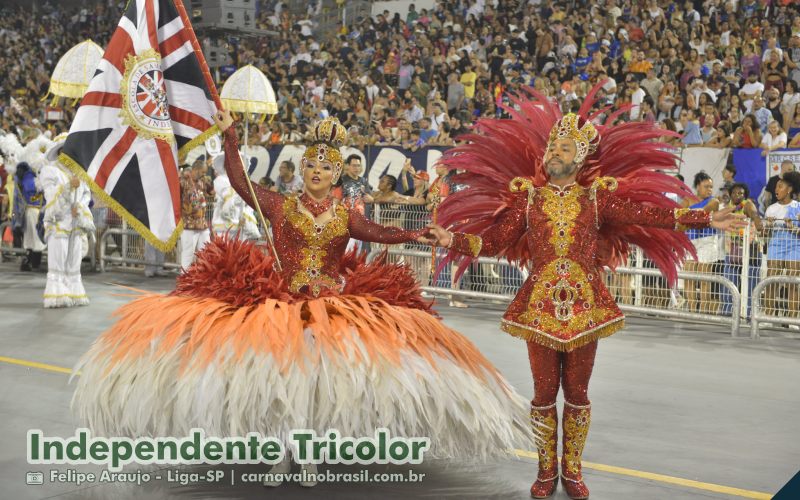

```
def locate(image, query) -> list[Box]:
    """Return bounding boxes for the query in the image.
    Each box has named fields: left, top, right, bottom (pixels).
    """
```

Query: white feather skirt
left=72, top=293, right=541, bottom=460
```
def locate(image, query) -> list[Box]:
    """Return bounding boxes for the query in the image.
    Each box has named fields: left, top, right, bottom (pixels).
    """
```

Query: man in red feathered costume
left=425, top=85, right=744, bottom=499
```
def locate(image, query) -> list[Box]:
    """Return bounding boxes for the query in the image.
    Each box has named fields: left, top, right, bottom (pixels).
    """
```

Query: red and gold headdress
left=302, top=117, right=348, bottom=182
left=547, top=113, right=600, bottom=165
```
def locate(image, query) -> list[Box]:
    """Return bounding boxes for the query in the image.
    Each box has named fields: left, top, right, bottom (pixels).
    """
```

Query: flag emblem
left=121, top=49, right=173, bottom=143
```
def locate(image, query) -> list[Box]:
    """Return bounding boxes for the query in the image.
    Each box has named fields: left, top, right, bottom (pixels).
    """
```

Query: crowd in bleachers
left=2, top=1, right=800, bottom=150
left=1, top=0, right=800, bottom=320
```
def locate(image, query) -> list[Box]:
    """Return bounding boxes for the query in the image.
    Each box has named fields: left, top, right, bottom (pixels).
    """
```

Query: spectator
left=659, top=118, right=683, bottom=148
left=762, top=37, right=784, bottom=64
left=403, top=97, right=425, bottom=124
left=765, top=87, right=785, bottom=126
left=763, top=49, right=789, bottom=95
left=430, top=122, right=455, bottom=146
left=275, top=160, right=303, bottom=194
left=721, top=182, right=763, bottom=316
left=372, top=174, right=401, bottom=204
left=429, top=101, right=448, bottom=131
left=5, top=0, right=800, bottom=185
left=733, top=114, right=763, bottom=148
left=781, top=81, right=800, bottom=126
left=787, top=33, right=800, bottom=85
left=641, top=68, right=664, bottom=101
left=419, top=117, right=439, bottom=144
left=372, top=173, right=426, bottom=205
left=399, top=159, right=429, bottom=200
left=740, top=44, right=762, bottom=82
left=460, top=62, right=477, bottom=101
left=701, top=113, right=718, bottom=144
left=397, top=53, right=415, bottom=91
left=739, top=71, right=765, bottom=112
left=727, top=104, right=745, bottom=131
left=627, top=75, right=646, bottom=120
left=721, top=165, right=737, bottom=193
left=639, top=97, right=656, bottom=123
left=764, top=161, right=797, bottom=208
left=763, top=171, right=800, bottom=318
left=761, top=121, right=788, bottom=157
left=791, top=129, right=800, bottom=148
left=339, top=154, right=372, bottom=210
left=682, top=171, right=721, bottom=314
left=446, top=72, right=466, bottom=113
left=752, top=97, right=775, bottom=133
left=657, top=80, right=678, bottom=119
left=680, top=109, right=703, bottom=146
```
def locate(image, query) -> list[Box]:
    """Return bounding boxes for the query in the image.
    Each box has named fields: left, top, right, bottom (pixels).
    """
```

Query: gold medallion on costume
left=120, top=48, right=174, bottom=143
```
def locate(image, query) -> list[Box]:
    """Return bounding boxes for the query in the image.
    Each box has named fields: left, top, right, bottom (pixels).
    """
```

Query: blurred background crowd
left=2, top=0, right=800, bottom=152
left=1, top=0, right=800, bottom=319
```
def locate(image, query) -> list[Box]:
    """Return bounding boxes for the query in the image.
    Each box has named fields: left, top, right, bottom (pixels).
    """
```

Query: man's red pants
left=527, top=340, right=597, bottom=406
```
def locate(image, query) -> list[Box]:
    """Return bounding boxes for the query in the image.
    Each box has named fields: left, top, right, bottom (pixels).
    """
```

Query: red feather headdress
left=436, top=82, right=696, bottom=286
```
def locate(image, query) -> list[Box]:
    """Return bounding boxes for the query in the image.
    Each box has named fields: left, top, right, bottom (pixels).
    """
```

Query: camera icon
left=26, top=472, right=44, bottom=485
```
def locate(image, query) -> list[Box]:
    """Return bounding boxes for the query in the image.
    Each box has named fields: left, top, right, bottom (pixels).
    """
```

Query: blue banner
left=733, top=148, right=800, bottom=213
left=243, top=145, right=450, bottom=192
left=732, top=148, right=767, bottom=211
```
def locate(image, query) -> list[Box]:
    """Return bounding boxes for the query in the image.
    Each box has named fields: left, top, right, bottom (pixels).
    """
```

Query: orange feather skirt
left=72, top=237, right=539, bottom=458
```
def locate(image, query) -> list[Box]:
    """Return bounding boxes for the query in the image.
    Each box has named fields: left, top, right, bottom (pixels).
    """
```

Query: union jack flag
left=60, top=0, right=219, bottom=251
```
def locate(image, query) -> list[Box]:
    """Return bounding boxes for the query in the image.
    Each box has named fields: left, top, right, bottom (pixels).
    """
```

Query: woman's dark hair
left=780, top=171, right=800, bottom=196
left=382, top=174, right=398, bottom=190
left=694, top=171, right=712, bottom=188
left=729, top=182, right=750, bottom=200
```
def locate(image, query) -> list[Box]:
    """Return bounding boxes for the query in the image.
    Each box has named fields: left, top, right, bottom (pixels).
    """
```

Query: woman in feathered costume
left=425, top=83, right=745, bottom=499
left=72, top=111, right=541, bottom=487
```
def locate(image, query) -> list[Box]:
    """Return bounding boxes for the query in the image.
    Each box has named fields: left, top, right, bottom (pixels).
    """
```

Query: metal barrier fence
left=750, top=276, right=800, bottom=339
left=367, top=204, right=800, bottom=336
left=371, top=247, right=742, bottom=337
left=6, top=198, right=797, bottom=337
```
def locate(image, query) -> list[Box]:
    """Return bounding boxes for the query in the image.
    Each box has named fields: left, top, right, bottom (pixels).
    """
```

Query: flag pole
left=173, top=0, right=282, bottom=271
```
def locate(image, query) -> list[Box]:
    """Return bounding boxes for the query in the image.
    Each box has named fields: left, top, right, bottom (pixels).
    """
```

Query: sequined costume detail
left=222, top=128, right=421, bottom=297
left=449, top=180, right=711, bottom=351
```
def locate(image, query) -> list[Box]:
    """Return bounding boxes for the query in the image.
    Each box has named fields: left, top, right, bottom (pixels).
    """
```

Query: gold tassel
left=500, top=319, right=625, bottom=352
left=58, top=151, right=184, bottom=253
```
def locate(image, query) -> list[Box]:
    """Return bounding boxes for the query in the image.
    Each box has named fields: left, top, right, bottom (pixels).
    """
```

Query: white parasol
left=47, top=40, right=104, bottom=104
left=218, top=64, right=281, bottom=269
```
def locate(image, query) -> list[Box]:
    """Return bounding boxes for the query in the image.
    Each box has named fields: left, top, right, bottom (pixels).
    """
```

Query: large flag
left=59, top=0, right=220, bottom=251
